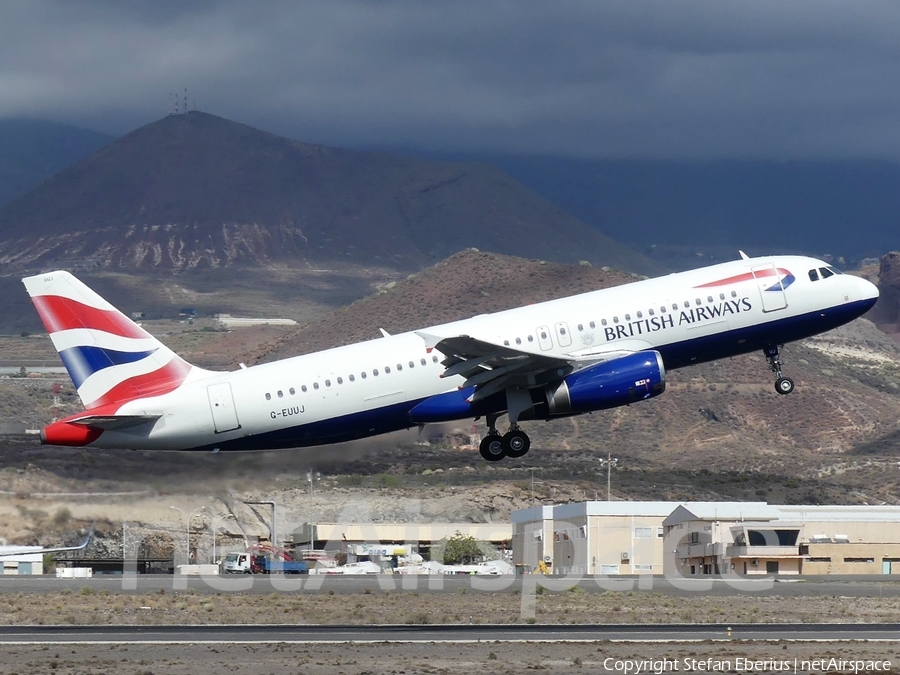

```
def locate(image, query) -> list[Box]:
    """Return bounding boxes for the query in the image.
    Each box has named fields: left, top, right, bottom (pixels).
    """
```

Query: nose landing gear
left=765, top=345, right=795, bottom=395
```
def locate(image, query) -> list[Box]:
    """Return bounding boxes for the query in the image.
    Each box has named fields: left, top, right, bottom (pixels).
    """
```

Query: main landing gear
left=764, top=345, right=795, bottom=395
left=479, top=412, right=531, bottom=462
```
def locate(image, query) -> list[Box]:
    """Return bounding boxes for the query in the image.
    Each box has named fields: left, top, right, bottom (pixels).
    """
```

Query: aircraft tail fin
left=22, top=271, right=209, bottom=409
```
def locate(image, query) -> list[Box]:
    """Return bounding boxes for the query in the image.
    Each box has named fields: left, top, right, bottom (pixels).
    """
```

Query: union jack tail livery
left=22, top=271, right=204, bottom=410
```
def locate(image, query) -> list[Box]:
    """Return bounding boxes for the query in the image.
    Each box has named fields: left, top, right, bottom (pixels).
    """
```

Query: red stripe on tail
left=31, top=295, right=149, bottom=338
left=86, top=358, right=192, bottom=409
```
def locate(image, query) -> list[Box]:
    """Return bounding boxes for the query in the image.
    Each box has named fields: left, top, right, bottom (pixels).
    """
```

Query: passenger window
left=515, top=337, right=522, bottom=345
left=589, top=321, right=596, bottom=329
left=301, top=385, right=308, bottom=392
left=527, top=335, right=534, bottom=342
left=624, top=314, right=631, bottom=321
left=409, top=361, right=415, bottom=368
left=695, top=298, right=701, bottom=306
left=349, top=375, right=355, bottom=382
left=684, top=301, right=690, bottom=308
left=337, top=377, right=343, bottom=384
left=503, top=340, right=509, bottom=346
left=820, top=267, right=834, bottom=279
left=265, top=393, right=271, bottom=401
left=373, top=369, right=379, bottom=376
left=731, top=291, right=737, bottom=298
left=361, top=372, right=367, bottom=379
left=660, top=306, right=666, bottom=313
left=277, top=390, right=283, bottom=398
left=385, top=366, right=391, bottom=374
left=672, top=303, right=678, bottom=310
left=540, top=331, right=547, bottom=339
left=719, top=293, right=725, bottom=300
left=325, top=379, right=331, bottom=387
left=432, top=355, right=439, bottom=362
left=707, top=296, right=713, bottom=303
left=613, top=316, right=619, bottom=324
left=809, top=269, right=819, bottom=281
left=289, top=388, right=295, bottom=395
left=313, top=382, right=319, bottom=390
left=577, top=324, right=583, bottom=331
left=601, top=319, right=607, bottom=326
left=420, top=358, right=427, bottom=366
left=560, top=327, right=566, bottom=335
left=636, top=311, right=643, bottom=319
left=648, top=309, right=654, bottom=316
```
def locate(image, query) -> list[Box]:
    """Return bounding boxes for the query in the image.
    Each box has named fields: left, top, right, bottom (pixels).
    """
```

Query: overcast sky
left=4, top=0, right=900, bottom=159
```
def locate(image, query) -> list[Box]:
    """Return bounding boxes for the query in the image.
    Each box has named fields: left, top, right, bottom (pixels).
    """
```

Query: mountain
left=423, top=155, right=900, bottom=267
left=0, top=119, right=114, bottom=206
left=0, top=112, right=658, bottom=276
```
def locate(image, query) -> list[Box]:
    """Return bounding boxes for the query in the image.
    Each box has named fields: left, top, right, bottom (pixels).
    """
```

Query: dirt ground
left=1, top=640, right=899, bottom=675
left=0, top=590, right=899, bottom=626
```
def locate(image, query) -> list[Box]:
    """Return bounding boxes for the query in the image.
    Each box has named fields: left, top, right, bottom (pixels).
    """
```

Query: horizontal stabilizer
left=68, top=414, right=161, bottom=430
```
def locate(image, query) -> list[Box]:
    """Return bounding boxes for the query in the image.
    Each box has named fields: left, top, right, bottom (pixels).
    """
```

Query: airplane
left=0, top=523, right=94, bottom=558
left=22, top=254, right=878, bottom=462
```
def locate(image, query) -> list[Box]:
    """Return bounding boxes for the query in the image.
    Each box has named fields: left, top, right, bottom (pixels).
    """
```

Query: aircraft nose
left=859, top=277, right=880, bottom=301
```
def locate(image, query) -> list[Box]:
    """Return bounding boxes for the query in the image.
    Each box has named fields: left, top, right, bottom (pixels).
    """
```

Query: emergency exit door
left=207, top=382, right=241, bottom=433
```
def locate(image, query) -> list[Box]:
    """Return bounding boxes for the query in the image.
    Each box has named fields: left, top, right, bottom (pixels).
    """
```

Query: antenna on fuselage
left=739, top=250, right=750, bottom=260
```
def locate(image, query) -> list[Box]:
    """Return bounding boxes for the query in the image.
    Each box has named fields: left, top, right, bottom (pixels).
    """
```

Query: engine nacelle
left=539, top=351, right=666, bottom=417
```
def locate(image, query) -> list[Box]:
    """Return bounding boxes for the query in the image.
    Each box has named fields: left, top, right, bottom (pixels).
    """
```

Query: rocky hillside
left=0, top=111, right=657, bottom=276
left=247, top=249, right=900, bottom=505
left=251, top=249, right=639, bottom=362
left=872, top=251, right=900, bottom=337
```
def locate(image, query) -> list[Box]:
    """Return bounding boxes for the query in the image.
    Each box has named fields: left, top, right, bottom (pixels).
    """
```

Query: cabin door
left=751, top=264, right=788, bottom=313
left=207, top=382, right=241, bottom=433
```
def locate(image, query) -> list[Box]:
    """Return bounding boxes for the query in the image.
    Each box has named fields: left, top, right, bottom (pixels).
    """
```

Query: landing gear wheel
left=775, top=377, right=795, bottom=395
left=479, top=434, right=506, bottom=462
left=503, top=429, right=531, bottom=458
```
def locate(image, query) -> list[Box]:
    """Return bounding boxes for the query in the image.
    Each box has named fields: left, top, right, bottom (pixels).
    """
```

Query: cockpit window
left=808, top=269, right=819, bottom=282
left=827, top=265, right=842, bottom=275
left=819, top=267, right=834, bottom=279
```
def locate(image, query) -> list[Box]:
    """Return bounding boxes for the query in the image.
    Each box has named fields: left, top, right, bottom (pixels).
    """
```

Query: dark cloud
left=3, top=0, right=900, bottom=159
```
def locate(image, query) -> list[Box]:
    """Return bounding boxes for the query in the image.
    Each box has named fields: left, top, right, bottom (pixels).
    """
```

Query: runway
left=3, top=574, right=900, bottom=596
left=0, top=623, right=898, bottom=644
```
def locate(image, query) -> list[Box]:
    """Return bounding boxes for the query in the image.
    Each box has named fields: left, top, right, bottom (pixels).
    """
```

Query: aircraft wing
left=418, top=332, right=655, bottom=402
left=0, top=522, right=94, bottom=558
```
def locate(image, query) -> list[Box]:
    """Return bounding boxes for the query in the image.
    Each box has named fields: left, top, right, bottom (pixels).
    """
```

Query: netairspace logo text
left=602, top=657, right=892, bottom=674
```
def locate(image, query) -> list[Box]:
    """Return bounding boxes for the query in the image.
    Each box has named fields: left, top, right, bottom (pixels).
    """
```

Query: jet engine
left=536, top=350, right=666, bottom=417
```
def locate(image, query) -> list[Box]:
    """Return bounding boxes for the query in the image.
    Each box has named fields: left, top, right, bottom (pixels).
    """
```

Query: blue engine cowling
left=408, top=350, right=665, bottom=424
left=538, top=350, right=666, bottom=417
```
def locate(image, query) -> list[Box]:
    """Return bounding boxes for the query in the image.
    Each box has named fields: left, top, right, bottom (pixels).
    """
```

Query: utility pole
left=598, top=452, right=618, bottom=501
left=307, top=471, right=321, bottom=498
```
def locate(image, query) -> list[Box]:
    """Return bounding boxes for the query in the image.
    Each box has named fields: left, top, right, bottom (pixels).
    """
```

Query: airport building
left=512, top=501, right=680, bottom=575
left=513, top=501, right=900, bottom=576
left=0, top=546, right=43, bottom=575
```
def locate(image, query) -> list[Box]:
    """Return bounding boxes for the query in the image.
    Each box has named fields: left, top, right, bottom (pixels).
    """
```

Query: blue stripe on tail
left=58, top=346, right=158, bottom=389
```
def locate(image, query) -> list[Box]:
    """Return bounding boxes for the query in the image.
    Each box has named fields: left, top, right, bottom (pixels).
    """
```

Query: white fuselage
left=99, top=255, right=877, bottom=451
